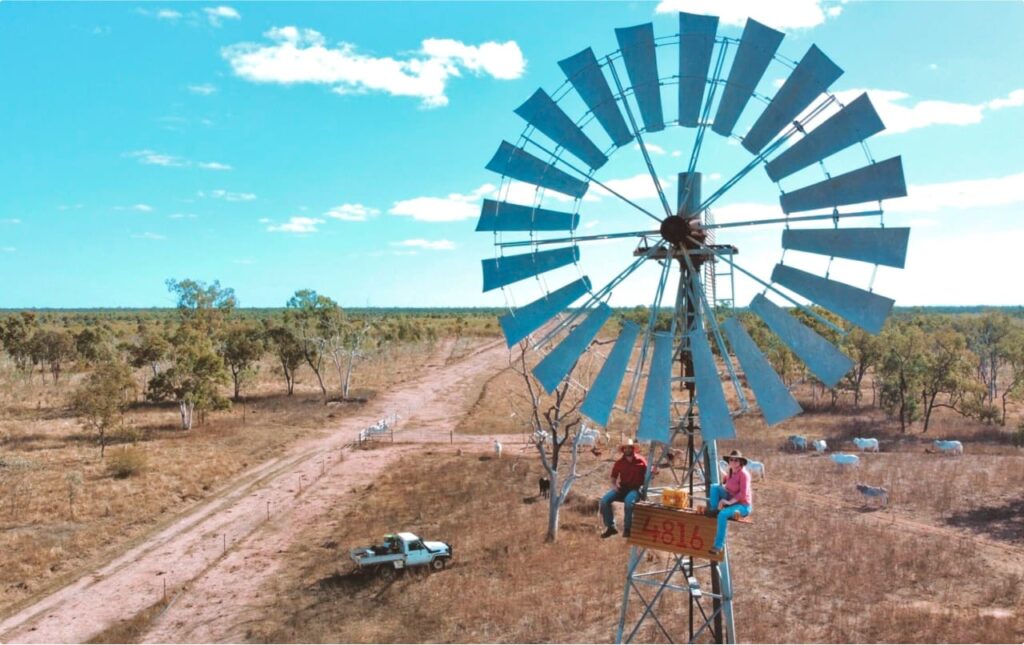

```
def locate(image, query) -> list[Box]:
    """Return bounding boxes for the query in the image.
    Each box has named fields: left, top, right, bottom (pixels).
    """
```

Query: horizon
left=2, top=1, right=1022, bottom=309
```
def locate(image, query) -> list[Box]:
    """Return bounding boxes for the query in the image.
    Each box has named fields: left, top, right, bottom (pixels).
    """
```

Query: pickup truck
left=350, top=532, right=452, bottom=578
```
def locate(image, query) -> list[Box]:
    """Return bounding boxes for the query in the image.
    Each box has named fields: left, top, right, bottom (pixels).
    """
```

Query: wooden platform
left=626, top=503, right=749, bottom=561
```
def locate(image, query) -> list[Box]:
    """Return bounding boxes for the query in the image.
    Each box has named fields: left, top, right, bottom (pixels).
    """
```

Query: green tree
left=285, top=289, right=335, bottom=397
left=264, top=323, right=304, bottom=396
left=999, top=325, right=1024, bottom=425
left=877, top=322, right=928, bottom=432
left=961, top=311, right=1014, bottom=406
left=147, top=328, right=230, bottom=429
left=0, top=312, right=38, bottom=371
left=126, top=327, right=172, bottom=390
left=29, top=329, right=77, bottom=383
left=220, top=323, right=265, bottom=401
left=72, top=358, right=136, bottom=456
left=919, top=325, right=980, bottom=431
left=74, top=327, right=110, bottom=365
left=165, top=278, right=237, bottom=335
left=841, top=327, right=882, bottom=407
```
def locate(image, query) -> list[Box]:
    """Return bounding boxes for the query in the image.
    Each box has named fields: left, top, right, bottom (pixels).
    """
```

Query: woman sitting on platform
left=706, top=450, right=752, bottom=557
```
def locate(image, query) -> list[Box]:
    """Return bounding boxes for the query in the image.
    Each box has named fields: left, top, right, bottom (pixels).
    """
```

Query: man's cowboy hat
left=725, top=449, right=748, bottom=466
left=620, top=438, right=636, bottom=452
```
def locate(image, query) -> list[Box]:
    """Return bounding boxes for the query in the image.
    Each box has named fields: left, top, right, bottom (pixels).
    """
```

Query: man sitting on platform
left=599, top=439, right=647, bottom=539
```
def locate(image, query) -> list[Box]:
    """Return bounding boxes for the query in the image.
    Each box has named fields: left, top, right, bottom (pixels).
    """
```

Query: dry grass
left=242, top=447, right=1024, bottom=643
left=0, top=338, right=464, bottom=616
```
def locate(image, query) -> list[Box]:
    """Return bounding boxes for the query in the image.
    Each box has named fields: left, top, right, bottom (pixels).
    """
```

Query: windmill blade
left=712, top=19, right=784, bottom=138
left=678, top=12, right=718, bottom=128
left=486, top=141, right=589, bottom=199
left=533, top=303, right=613, bottom=393
left=780, top=156, right=906, bottom=214
left=689, top=322, right=736, bottom=441
left=559, top=48, right=634, bottom=147
left=765, top=93, right=885, bottom=182
left=615, top=23, right=665, bottom=133
left=782, top=227, right=910, bottom=268
left=580, top=320, right=641, bottom=426
left=637, top=331, right=674, bottom=444
left=476, top=199, right=579, bottom=232
left=749, top=293, right=853, bottom=389
left=742, top=45, right=843, bottom=154
left=500, top=277, right=592, bottom=347
left=721, top=317, right=802, bottom=426
left=514, top=89, right=609, bottom=170
left=482, top=247, right=578, bottom=292
left=771, top=264, right=895, bottom=334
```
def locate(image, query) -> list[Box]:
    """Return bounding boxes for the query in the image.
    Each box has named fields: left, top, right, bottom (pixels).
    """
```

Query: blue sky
left=1, top=1, right=1022, bottom=309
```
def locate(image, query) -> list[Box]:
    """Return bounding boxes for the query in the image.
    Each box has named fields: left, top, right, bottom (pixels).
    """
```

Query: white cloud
left=168, top=213, right=197, bottom=220
left=708, top=201, right=781, bottom=224
left=326, top=203, right=380, bottom=222
left=198, top=161, right=233, bottom=171
left=258, top=217, right=272, bottom=224
left=204, top=6, right=240, bottom=27
left=654, top=0, right=840, bottom=29
left=987, top=89, right=1024, bottom=110
left=267, top=216, right=323, bottom=233
left=114, top=203, right=154, bottom=213
left=131, top=232, right=166, bottom=240
left=634, top=142, right=666, bottom=155
left=888, top=171, right=1024, bottom=213
left=156, top=9, right=181, bottom=20
left=207, top=189, right=256, bottom=202
left=826, top=87, right=1024, bottom=135
left=591, top=173, right=675, bottom=202
left=125, top=149, right=186, bottom=167
left=1, top=247, right=15, bottom=253
left=0, top=218, right=20, bottom=224
left=390, top=238, right=456, bottom=251
left=188, top=83, right=217, bottom=95
left=389, top=184, right=493, bottom=222
left=222, top=27, right=525, bottom=108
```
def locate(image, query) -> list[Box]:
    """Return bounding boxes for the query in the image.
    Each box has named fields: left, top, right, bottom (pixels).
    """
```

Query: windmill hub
left=660, top=215, right=706, bottom=249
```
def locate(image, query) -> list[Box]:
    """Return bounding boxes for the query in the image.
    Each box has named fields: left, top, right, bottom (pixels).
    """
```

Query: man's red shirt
left=611, top=453, right=648, bottom=490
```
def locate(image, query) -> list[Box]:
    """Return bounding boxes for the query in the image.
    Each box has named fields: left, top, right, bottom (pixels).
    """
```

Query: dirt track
left=0, top=338, right=515, bottom=644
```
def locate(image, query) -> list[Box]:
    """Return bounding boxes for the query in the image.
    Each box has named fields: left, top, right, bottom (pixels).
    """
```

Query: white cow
left=931, top=439, right=964, bottom=456
left=746, top=459, right=766, bottom=481
left=494, top=440, right=503, bottom=458
left=788, top=435, right=808, bottom=451
left=830, top=453, right=860, bottom=468
left=852, top=437, right=880, bottom=453
left=812, top=439, right=828, bottom=454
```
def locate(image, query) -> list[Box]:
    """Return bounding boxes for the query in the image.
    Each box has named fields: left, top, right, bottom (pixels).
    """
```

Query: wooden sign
left=626, top=503, right=736, bottom=561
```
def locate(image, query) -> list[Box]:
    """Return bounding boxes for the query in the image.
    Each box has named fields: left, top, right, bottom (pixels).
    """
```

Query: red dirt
left=0, top=339, right=518, bottom=644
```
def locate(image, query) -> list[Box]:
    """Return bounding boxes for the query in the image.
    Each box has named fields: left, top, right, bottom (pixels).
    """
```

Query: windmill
left=476, top=12, right=908, bottom=644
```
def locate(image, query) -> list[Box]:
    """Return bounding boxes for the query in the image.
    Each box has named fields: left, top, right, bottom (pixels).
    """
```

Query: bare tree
left=510, top=343, right=590, bottom=543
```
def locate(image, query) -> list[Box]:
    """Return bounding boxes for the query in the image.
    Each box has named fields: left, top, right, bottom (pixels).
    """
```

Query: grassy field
left=0, top=336, right=457, bottom=616
left=245, top=362, right=1024, bottom=643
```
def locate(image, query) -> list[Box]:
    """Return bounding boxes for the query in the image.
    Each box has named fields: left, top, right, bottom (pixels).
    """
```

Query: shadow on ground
left=945, top=498, right=1024, bottom=543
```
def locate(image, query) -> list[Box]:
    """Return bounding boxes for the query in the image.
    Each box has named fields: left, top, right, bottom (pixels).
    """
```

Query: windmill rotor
left=475, top=11, right=909, bottom=643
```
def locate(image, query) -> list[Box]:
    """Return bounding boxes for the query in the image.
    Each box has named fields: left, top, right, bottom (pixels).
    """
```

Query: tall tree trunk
left=546, top=472, right=561, bottom=543
left=232, top=367, right=242, bottom=401
left=343, top=353, right=356, bottom=399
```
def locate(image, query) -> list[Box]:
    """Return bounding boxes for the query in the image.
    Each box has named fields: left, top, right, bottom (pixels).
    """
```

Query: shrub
left=106, top=446, right=147, bottom=479
left=1013, top=422, right=1024, bottom=448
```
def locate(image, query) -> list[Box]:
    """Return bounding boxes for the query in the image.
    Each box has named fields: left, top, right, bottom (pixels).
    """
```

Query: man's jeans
left=600, top=487, right=641, bottom=534
left=708, top=484, right=751, bottom=550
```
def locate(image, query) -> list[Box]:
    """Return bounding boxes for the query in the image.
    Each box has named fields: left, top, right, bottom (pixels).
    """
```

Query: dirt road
left=0, top=338, right=514, bottom=644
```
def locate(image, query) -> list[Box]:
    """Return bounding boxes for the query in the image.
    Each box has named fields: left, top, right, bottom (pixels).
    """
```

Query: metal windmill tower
left=476, top=11, right=909, bottom=643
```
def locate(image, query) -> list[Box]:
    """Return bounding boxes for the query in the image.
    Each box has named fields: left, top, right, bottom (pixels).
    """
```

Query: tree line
left=0, top=279, right=472, bottom=455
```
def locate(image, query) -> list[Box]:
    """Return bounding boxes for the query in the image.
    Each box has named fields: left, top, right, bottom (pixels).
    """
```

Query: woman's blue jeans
left=600, top=487, right=641, bottom=534
left=709, top=484, right=751, bottom=550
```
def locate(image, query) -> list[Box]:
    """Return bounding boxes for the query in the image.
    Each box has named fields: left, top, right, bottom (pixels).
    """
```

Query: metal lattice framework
left=476, top=12, right=909, bottom=644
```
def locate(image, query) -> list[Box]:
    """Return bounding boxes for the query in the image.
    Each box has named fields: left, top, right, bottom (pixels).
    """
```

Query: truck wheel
left=430, top=558, right=446, bottom=571
left=377, top=565, right=397, bottom=581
